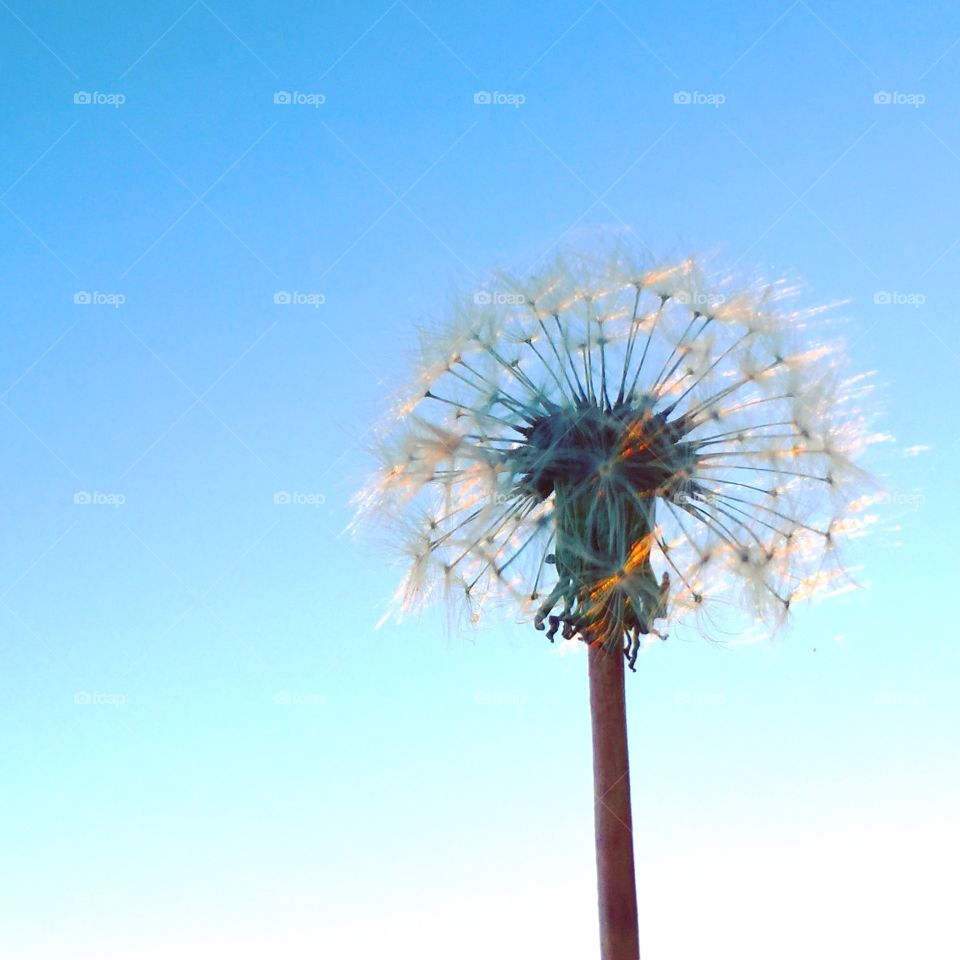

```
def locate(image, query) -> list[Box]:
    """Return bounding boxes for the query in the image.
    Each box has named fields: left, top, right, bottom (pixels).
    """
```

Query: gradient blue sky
left=2, top=2, right=958, bottom=958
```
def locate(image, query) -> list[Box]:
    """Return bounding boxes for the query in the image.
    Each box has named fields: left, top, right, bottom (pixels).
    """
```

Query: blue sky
left=1, top=2, right=958, bottom=957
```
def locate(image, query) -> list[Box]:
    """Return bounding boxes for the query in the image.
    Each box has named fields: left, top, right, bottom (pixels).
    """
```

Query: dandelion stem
left=589, top=645, right=640, bottom=960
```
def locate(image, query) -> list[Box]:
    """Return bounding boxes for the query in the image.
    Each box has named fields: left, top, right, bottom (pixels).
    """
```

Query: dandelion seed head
left=359, top=245, right=874, bottom=664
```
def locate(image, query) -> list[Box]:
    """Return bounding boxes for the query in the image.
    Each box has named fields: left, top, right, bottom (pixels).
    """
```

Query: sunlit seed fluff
left=359, top=246, right=872, bottom=670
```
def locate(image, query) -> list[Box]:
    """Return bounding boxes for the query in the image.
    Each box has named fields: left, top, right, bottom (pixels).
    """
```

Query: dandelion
left=365, top=247, right=868, bottom=653
left=358, top=243, right=871, bottom=960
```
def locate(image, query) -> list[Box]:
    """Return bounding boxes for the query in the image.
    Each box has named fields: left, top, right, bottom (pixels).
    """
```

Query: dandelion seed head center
left=512, top=397, right=697, bottom=651
left=516, top=399, right=695, bottom=505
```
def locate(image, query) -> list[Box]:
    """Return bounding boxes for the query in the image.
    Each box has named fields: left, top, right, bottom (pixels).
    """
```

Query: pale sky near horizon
left=2, top=2, right=958, bottom=958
